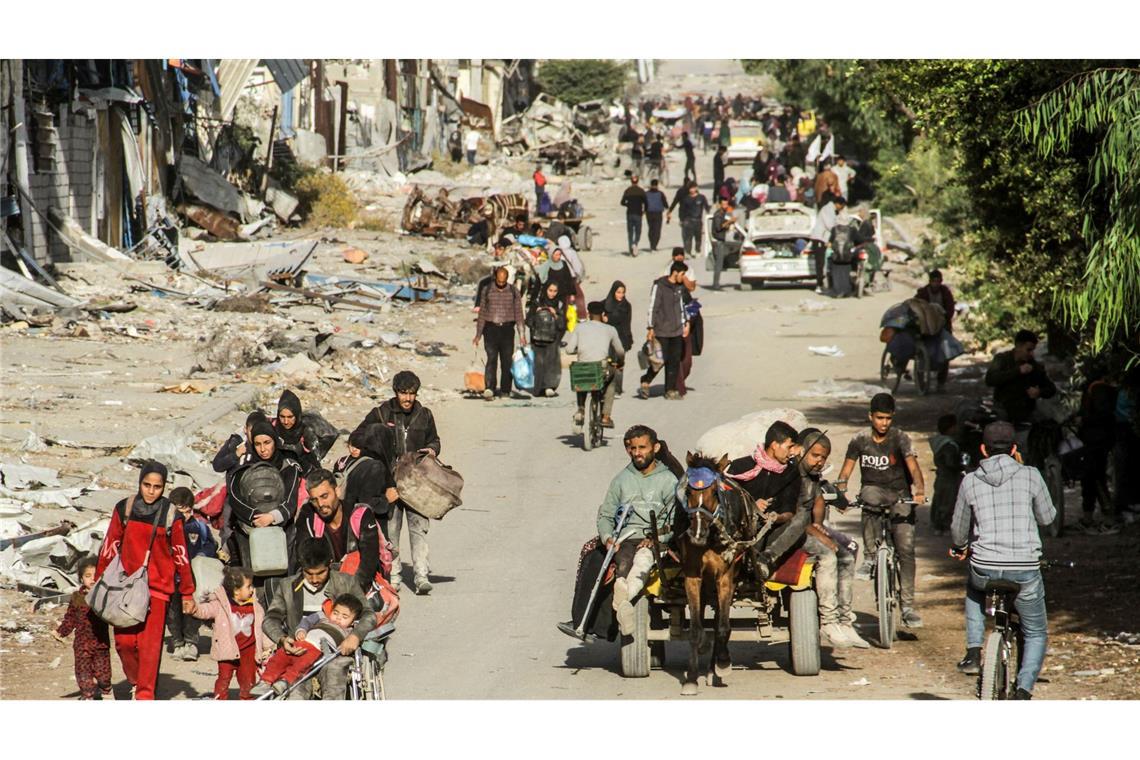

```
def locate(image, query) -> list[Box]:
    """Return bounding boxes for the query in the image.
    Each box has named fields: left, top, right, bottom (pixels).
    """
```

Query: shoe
left=250, top=681, right=274, bottom=697
left=509, top=391, right=527, bottom=400
left=821, top=623, right=852, bottom=648
left=482, top=389, right=494, bottom=400
left=901, top=608, right=924, bottom=628
left=638, top=383, right=650, bottom=400
left=814, top=287, right=824, bottom=295
left=957, top=647, right=982, bottom=675
left=415, top=577, right=433, bottom=595
left=754, top=555, right=772, bottom=583
left=573, top=409, right=584, bottom=426
left=544, top=389, right=557, bottom=398
left=855, top=558, right=874, bottom=581
left=664, top=390, right=682, bottom=400
left=181, top=643, right=199, bottom=662
left=1012, top=687, right=1033, bottom=700
left=842, top=624, right=872, bottom=648
left=600, top=415, right=615, bottom=428
left=391, top=575, right=403, bottom=592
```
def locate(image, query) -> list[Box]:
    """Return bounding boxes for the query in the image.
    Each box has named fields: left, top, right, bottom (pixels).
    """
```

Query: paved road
left=385, top=142, right=973, bottom=700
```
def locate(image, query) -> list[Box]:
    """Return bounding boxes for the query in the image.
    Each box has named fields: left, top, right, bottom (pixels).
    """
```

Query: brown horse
left=676, top=452, right=770, bottom=696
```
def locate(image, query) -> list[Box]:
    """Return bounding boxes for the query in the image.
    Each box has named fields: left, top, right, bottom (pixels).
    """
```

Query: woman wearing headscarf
left=272, top=389, right=320, bottom=474
left=94, top=461, right=195, bottom=699
left=536, top=248, right=577, bottom=309
left=211, top=410, right=268, bottom=474
left=220, top=419, right=303, bottom=574
left=604, top=281, right=633, bottom=395
left=334, top=425, right=397, bottom=541
left=526, top=281, right=567, bottom=398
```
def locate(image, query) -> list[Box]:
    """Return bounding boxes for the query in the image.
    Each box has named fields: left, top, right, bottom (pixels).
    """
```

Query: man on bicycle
left=950, top=422, right=1056, bottom=699
left=564, top=301, right=625, bottom=430
left=836, top=392, right=927, bottom=628
left=596, top=425, right=679, bottom=636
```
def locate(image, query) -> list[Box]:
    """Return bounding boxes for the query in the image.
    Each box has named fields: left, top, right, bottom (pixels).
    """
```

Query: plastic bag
left=565, top=303, right=578, bottom=332
left=511, top=346, right=535, bottom=390
left=938, top=330, right=965, bottom=362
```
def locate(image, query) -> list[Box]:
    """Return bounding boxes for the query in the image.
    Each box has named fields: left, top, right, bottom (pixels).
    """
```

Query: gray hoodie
left=950, top=454, right=1056, bottom=571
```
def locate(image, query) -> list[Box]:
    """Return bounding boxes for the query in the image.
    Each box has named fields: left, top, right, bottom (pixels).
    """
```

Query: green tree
left=535, top=60, right=629, bottom=105
left=1017, top=68, right=1140, bottom=357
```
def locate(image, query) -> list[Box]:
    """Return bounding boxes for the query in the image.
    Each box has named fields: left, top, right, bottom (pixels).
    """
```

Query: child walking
left=52, top=556, right=112, bottom=699
left=167, top=486, right=217, bottom=661
left=192, top=566, right=269, bottom=699
left=250, top=594, right=363, bottom=697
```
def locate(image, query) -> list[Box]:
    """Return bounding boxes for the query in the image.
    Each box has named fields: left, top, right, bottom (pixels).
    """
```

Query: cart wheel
left=582, top=226, right=594, bottom=251
left=914, top=342, right=931, bottom=395
left=788, top=589, right=821, bottom=676
left=620, top=593, right=651, bottom=678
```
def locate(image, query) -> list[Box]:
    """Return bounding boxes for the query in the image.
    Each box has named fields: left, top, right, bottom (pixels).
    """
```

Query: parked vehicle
left=723, top=120, right=766, bottom=166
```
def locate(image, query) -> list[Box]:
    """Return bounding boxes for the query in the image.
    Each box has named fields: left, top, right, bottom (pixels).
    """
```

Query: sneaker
left=842, top=624, right=871, bottom=649
left=600, top=415, right=615, bottom=429
left=814, top=287, right=824, bottom=295
left=391, top=575, right=403, bottom=592
left=544, top=389, right=557, bottom=398
left=821, top=623, right=852, bottom=648
left=753, top=555, right=772, bottom=583
left=664, top=390, right=682, bottom=400
left=509, top=391, right=527, bottom=400
left=482, top=389, right=494, bottom=400
left=1012, top=687, right=1033, bottom=700
left=250, top=681, right=274, bottom=697
left=957, top=647, right=982, bottom=675
left=573, top=409, right=585, bottom=426
left=855, top=558, right=874, bottom=581
left=415, top=577, right=433, bottom=595
left=181, top=643, right=199, bottom=662
left=901, top=608, right=924, bottom=628
left=638, top=383, right=650, bottom=400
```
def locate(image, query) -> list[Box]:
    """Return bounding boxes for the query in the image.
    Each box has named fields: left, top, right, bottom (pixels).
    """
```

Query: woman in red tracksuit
left=95, top=461, right=196, bottom=699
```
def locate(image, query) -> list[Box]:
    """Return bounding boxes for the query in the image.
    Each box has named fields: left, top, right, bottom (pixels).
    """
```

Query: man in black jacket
left=984, top=330, right=1058, bottom=431
left=294, top=469, right=381, bottom=597
left=713, top=144, right=727, bottom=196
left=620, top=175, right=648, bottom=257
left=667, top=181, right=711, bottom=256
left=681, top=132, right=697, bottom=183
left=641, top=262, right=691, bottom=400
left=352, top=371, right=441, bottom=594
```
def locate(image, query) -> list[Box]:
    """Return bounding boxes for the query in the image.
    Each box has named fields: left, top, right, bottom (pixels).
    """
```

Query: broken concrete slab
left=46, top=208, right=132, bottom=262
left=0, top=463, right=61, bottom=490
left=179, top=240, right=318, bottom=288
left=0, top=267, right=81, bottom=313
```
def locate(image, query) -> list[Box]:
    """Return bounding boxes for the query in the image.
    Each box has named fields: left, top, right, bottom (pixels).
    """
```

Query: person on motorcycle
left=564, top=301, right=625, bottom=430
left=950, top=422, right=1057, bottom=699
left=984, top=329, right=1058, bottom=447
left=836, top=392, right=927, bottom=629
left=596, top=425, right=679, bottom=636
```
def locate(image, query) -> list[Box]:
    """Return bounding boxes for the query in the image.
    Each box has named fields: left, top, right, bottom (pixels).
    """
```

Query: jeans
left=165, top=591, right=201, bottom=649
left=711, top=240, right=740, bottom=289
left=758, top=507, right=811, bottom=567
left=391, top=500, right=430, bottom=583
left=626, top=213, right=642, bottom=253
left=482, top=321, right=515, bottom=394
left=804, top=534, right=855, bottom=626
left=680, top=218, right=702, bottom=255
left=861, top=501, right=917, bottom=609
left=1080, top=444, right=1110, bottom=516
left=646, top=212, right=663, bottom=250
left=640, top=335, right=684, bottom=394
left=965, top=565, right=1048, bottom=693
left=286, top=654, right=354, bottom=700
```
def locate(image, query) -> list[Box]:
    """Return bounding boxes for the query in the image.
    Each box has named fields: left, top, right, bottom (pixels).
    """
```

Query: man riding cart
left=557, top=421, right=828, bottom=688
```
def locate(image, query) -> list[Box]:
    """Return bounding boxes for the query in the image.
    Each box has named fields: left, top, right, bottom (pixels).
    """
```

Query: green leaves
left=535, top=60, right=629, bottom=106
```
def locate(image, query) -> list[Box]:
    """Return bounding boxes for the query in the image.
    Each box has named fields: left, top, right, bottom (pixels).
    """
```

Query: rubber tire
left=649, top=606, right=666, bottom=669
left=914, top=342, right=931, bottom=396
left=876, top=548, right=897, bottom=649
left=620, top=593, right=651, bottom=678
left=748, top=280, right=765, bottom=290
left=855, top=260, right=867, bottom=298
left=881, top=347, right=903, bottom=394
left=979, top=629, right=1008, bottom=700
left=590, top=392, right=604, bottom=449
left=582, top=226, right=594, bottom=252
left=582, top=392, right=596, bottom=451
left=1043, top=459, right=1065, bottom=538
left=788, top=588, right=821, bottom=676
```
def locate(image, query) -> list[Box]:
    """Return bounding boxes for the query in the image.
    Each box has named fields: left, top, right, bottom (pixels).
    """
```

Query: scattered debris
left=796, top=379, right=886, bottom=400
left=849, top=677, right=870, bottom=686
left=808, top=345, right=845, bottom=358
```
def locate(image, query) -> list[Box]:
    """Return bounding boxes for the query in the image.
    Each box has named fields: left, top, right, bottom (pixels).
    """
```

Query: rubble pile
left=498, top=94, right=611, bottom=174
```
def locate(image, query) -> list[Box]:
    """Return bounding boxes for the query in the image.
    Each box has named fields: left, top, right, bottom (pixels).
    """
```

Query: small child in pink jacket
left=192, top=566, right=270, bottom=699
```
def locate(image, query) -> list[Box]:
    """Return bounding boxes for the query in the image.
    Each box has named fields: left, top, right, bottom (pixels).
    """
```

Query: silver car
left=737, top=203, right=817, bottom=289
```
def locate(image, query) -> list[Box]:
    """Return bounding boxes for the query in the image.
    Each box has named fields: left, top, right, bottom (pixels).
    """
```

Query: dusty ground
left=2, top=65, right=1136, bottom=701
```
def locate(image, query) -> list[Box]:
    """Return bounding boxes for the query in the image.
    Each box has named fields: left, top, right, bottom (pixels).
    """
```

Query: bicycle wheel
left=582, top=391, right=596, bottom=451
left=979, top=629, right=1009, bottom=700
left=914, top=342, right=931, bottom=395
left=876, top=548, right=897, bottom=648
left=590, top=391, right=604, bottom=449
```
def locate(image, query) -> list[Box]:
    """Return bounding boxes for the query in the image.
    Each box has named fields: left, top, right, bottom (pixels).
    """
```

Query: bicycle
left=879, top=326, right=934, bottom=396
left=852, top=498, right=918, bottom=648
left=569, top=360, right=614, bottom=451
left=963, top=559, right=1073, bottom=700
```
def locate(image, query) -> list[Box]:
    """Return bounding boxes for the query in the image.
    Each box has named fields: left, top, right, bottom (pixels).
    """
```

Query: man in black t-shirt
left=620, top=175, right=648, bottom=257
left=837, top=393, right=927, bottom=628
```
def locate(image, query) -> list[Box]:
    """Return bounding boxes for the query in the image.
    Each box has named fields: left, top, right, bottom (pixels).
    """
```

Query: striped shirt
left=476, top=282, right=525, bottom=338
left=951, top=455, right=1056, bottom=571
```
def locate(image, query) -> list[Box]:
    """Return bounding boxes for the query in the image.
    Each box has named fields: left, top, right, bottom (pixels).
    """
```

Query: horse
left=676, top=452, right=773, bottom=696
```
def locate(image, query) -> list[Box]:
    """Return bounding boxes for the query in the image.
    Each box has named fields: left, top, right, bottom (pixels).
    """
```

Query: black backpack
left=531, top=308, right=560, bottom=345
left=830, top=223, right=856, bottom=264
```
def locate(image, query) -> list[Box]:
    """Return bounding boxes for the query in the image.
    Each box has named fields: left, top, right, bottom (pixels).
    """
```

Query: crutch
left=557, top=501, right=634, bottom=642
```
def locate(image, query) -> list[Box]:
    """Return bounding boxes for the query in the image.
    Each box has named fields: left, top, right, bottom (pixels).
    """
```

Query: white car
left=722, top=120, right=766, bottom=166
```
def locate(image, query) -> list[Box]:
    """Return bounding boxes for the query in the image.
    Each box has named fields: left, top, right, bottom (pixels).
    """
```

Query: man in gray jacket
left=263, top=540, right=376, bottom=699
left=950, top=421, right=1056, bottom=699
left=564, top=301, right=625, bottom=429
left=640, top=261, right=691, bottom=400
left=596, top=425, right=679, bottom=635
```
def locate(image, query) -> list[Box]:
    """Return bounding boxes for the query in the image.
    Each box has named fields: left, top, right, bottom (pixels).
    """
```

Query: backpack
left=829, top=223, right=856, bottom=264
left=310, top=504, right=394, bottom=580
left=531, top=307, right=560, bottom=344
left=87, top=497, right=171, bottom=628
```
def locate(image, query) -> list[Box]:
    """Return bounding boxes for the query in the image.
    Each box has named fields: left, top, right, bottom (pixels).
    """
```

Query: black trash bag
left=300, top=411, right=340, bottom=462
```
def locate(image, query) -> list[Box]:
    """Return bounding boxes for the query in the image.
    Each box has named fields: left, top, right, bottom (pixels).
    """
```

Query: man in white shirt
left=833, top=155, right=856, bottom=200
left=465, top=130, right=481, bottom=165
